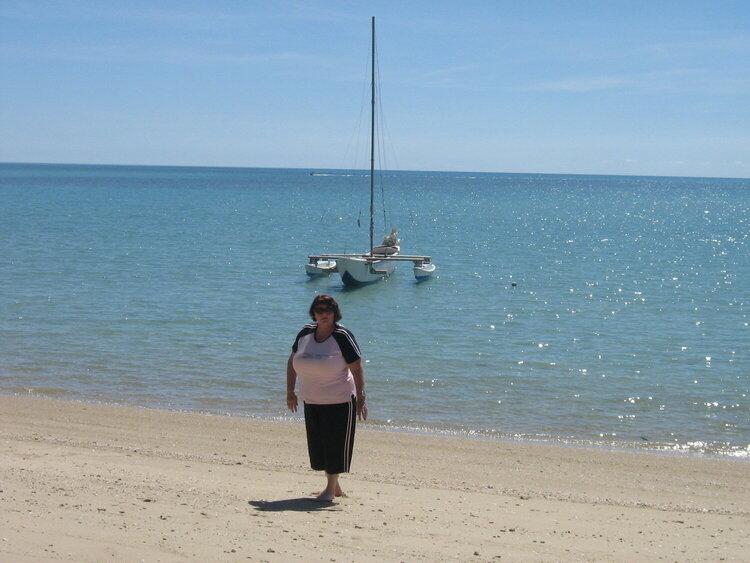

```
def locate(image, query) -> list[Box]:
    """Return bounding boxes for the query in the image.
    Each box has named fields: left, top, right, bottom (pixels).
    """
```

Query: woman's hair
left=308, top=294, right=342, bottom=322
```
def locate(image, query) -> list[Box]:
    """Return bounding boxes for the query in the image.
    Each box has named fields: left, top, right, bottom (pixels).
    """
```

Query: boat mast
left=369, top=16, right=375, bottom=255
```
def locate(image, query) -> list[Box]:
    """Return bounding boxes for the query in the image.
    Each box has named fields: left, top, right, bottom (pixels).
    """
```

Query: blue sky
left=1, top=1, right=748, bottom=177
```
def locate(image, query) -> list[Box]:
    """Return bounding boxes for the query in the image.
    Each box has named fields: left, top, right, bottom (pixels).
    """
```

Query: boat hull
left=305, top=259, right=337, bottom=276
left=413, top=262, right=436, bottom=280
left=337, top=256, right=397, bottom=285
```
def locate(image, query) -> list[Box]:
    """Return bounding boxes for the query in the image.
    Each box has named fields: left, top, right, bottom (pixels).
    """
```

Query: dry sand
left=1, top=394, right=747, bottom=562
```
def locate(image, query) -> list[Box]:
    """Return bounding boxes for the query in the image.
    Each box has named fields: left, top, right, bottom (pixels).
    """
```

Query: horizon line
left=1, top=160, right=748, bottom=182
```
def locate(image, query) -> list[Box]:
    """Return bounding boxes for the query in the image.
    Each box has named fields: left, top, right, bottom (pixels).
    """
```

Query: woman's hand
left=287, top=391, right=298, bottom=413
left=349, top=359, right=367, bottom=421
left=286, top=353, right=298, bottom=413
left=357, top=396, right=367, bottom=420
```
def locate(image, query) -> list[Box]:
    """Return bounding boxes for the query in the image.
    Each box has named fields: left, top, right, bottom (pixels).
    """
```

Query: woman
left=287, top=294, right=367, bottom=501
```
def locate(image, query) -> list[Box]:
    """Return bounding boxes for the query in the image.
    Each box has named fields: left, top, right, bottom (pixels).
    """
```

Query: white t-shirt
left=292, top=323, right=361, bottom=405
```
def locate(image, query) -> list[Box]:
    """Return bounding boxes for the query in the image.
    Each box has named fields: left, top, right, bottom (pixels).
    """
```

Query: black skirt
left=303, top=396, right=357, bottom=474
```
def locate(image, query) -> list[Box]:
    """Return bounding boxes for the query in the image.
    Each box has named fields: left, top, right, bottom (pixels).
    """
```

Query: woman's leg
left=316, top=472, right=343, bottom=501
left=308, top=397, right=357, bottom=500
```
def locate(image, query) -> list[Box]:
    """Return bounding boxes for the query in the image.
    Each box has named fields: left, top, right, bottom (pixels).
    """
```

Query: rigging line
left=374, top=47, right=401, bottom=175
left=346, top=39, right=373, bottom=230
left=369, top=15, right=376, bottom=252
left=378, top=86, right=401, bottom=173
left=373, top=40, right=391, bottom=234
left=376, top=78, right=400, bottom=235
left=378, top=142, right=388, bottom=232
left=353, top=63, right=369, bottom=227
left=340, top=75, right=369, bottom=173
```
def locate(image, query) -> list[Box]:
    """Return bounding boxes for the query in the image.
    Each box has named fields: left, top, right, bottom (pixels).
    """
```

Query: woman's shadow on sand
left=249, top=498, right=340, bottom=512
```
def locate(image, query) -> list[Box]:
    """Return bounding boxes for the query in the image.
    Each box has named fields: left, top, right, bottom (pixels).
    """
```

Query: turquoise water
left=1, top=163, right=748, bottom=457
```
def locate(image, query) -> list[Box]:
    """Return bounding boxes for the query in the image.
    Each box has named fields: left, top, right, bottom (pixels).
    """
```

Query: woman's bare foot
left=314, top=473, right=344, bottom=501
left=315, top=484, right=345, bottom=500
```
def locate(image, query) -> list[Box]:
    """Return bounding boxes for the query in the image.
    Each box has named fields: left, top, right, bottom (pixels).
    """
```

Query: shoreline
left=1, top=394, right=748, bottom=561
left=3, top=390, right=747, bottom=460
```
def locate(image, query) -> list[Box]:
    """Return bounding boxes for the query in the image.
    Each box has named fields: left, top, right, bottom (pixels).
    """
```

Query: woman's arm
left=349, top=359, right=367, bottom=420
left=286, top=352, right=298, bottom=413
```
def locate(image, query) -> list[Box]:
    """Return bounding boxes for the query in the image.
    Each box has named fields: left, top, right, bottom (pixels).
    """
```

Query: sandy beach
left=1, top=394, right=747, bottom=562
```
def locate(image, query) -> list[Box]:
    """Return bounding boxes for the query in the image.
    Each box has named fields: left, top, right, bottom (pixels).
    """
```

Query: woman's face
left=313, top=303, right=335, bottom=324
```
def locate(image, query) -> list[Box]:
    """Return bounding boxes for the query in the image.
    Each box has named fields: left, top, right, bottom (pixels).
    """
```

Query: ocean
left=1, top=162, right=748, bottom=457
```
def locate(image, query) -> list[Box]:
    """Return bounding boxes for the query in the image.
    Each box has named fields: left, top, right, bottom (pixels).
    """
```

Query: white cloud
left=527, top=68, right=750, bottom=94
left=420, top=65, right=477, bottom=87
left=0, top=42, right=328, bottom=68
left=532, top=75, right=633, bottom=93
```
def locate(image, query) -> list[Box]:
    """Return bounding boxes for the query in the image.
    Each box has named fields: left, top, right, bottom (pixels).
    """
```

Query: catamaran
left=305, top=17, right=435, bottom=285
